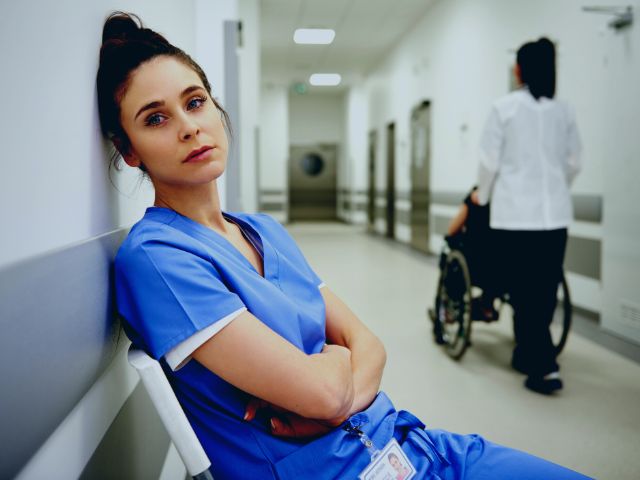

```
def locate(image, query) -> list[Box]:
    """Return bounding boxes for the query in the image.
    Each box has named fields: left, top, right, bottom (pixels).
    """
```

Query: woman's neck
left=153, top=182, right=231, bottom=233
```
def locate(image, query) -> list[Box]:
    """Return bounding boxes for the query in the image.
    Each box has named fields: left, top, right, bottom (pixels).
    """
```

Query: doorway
left=367, top=130, right=377, bottom=232
left=386, top=123, right=396, bottom=239
left=288, top=144, right=338, bottom=221
left=410, top=101, right=432, bottom=253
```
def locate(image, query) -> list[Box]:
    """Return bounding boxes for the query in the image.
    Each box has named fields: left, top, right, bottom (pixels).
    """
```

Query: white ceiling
left=260, top=0, right=436, bottom=91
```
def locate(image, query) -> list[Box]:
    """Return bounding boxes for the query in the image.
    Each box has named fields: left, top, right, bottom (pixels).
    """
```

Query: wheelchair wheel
left=551, top=272, right=572, bottom=355
left=434, top=250, right=472, bottom=359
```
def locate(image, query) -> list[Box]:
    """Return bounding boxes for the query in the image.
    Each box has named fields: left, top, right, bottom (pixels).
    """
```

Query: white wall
left=343, top=86, right=369, bottom=223
left=344, top=0, right=640, bottom=329
left=289, top=92, right=344, bottom=145
left=599, top=4, right=640, bottom=343
left=0, top=0, right=196, bottom=268
left=259, top=85, right=290, bottom=221
left=238, top=0, right=261, bottom=212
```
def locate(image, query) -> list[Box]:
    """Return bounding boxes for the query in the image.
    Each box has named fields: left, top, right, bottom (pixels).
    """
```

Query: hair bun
left=102, top=12, right=143, bottom=43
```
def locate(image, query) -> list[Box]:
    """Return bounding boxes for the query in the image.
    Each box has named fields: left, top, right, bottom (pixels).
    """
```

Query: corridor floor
left=287, top=221, right=640, bottom=480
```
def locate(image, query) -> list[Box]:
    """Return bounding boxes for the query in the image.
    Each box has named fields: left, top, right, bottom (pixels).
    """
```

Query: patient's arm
left=447, top=203, right=469, bottom=236
left=192, top=310, right=354, bottom=421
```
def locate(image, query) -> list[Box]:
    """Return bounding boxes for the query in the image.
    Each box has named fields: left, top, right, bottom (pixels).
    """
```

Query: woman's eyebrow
left=135, top=100, right=164, bottom=120
left=134, top=85, right=204, bottom=120
left=181, top=85, right=204, bottom=97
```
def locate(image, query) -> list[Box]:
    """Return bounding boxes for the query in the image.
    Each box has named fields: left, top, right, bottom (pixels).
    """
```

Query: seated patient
left=99, top=13, right=592, bottom=480
left=446, top=187, right=499, bottom=321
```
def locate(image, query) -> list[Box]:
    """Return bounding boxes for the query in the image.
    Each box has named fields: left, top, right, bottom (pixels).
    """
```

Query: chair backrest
left=127, top=346, right=213, bottom=479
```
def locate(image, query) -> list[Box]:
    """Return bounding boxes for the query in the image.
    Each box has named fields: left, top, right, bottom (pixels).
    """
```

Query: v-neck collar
left=146, top=207, right=276, bottom=282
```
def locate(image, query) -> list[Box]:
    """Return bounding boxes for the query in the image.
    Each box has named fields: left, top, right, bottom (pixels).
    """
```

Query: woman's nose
left=178, top=115, right=200, bottom=141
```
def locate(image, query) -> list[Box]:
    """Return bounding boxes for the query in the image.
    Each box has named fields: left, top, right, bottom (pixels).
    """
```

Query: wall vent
left=620, top=299, right=640, bottom=330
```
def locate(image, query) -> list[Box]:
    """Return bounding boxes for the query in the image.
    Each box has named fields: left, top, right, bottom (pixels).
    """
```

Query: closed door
left=410, top=101, right=431, bottom=253
left=367, top=130, right=377, bottom=231
left=289, top=144, right=337, bottom=221
left=386, top=123, right=396, bottom=239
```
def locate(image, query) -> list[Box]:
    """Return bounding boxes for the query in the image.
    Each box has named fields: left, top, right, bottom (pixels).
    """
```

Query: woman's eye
left=145, top=113, right=165, bottom=126
left=187, top=96, right=207, bottom=110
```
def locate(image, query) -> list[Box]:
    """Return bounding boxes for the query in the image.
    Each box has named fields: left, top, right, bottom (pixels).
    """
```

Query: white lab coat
left=476, top=88, right=581, bottom=230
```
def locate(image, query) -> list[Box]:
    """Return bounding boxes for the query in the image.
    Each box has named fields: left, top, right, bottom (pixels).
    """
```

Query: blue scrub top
left=115, top=208, right=592, bottom=480
left=115, top=208, right=358, bottom=477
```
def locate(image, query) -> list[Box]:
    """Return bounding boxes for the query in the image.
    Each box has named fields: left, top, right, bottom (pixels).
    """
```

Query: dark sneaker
left=525, top=374, right=563, bottom=395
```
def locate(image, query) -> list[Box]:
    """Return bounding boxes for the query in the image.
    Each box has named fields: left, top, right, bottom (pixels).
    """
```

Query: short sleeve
left=115, top=238, right=246, bottom=360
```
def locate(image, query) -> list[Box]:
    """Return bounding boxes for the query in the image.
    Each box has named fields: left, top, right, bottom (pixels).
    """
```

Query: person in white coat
left=474, top=37, right=581, bottom=394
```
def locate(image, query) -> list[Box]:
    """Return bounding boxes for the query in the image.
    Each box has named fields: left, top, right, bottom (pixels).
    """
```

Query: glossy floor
left=288, top=221, right=640, bottom=480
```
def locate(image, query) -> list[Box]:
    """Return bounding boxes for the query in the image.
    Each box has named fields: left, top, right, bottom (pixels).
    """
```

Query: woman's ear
left=513, top=64, right=522, bottom=85
left=113, top=137, right=141, bottom=168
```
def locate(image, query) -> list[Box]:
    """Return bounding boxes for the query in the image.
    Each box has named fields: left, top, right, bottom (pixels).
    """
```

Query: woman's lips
left=184, top=146, right=214, bottom=163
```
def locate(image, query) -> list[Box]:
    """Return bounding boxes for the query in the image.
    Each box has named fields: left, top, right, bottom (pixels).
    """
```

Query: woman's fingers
left=270, top=414, right=332, bottom=438
left=244, top=397, right=269, bottom=421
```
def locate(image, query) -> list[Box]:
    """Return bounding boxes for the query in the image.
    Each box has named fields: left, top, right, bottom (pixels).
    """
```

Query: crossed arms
left=192, top=286, right=387, bottom=437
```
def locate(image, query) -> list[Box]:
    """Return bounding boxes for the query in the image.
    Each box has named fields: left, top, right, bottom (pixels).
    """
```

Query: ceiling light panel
left=294, top=28, right=336, bottom=44
left=309, top=73, right=341, bottom=86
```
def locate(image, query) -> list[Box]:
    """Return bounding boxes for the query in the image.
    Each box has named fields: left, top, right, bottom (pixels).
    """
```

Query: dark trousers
left=493, top=228, right=568, bottom=377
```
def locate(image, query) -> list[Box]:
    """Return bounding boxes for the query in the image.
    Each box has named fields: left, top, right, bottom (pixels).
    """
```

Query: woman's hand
left=244, top=397, right=347, bottom=439
left=242, top=343, right=352, bottom=439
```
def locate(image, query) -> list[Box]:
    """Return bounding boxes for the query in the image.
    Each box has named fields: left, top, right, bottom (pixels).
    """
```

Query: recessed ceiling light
left=294, top=29, right=335, bottom=45
left=309, top=73, right=341, bottom=86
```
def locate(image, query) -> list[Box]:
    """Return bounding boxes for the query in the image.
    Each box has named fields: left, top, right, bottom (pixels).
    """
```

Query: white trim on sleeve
left=165, top=307, right=247, bottom=371
left=318, top=282, right=326, bottom=289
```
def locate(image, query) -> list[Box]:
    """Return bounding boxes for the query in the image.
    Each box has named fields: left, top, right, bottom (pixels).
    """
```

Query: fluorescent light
left=309, top=73, right=341, bottom=86
left=294, top=28, right=335, bottom=45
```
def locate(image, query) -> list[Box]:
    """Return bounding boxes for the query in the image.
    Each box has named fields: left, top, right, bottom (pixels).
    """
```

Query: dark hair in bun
left=97, top=12, right=231, bottom=169
left=516, top=37, right=556, bottom=100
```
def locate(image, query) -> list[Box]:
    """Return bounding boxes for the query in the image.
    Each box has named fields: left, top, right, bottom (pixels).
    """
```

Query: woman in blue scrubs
left=98, top=13, right=591, bottom=480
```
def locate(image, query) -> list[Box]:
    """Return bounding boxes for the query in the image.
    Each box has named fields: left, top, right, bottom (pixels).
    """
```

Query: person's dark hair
left=516, top=37, right=556, bottom=100
left=97, top=12, right=232, bottom=171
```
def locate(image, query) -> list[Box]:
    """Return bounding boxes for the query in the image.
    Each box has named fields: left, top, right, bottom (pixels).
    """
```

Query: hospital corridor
left=1, top=0, right=640, bottom=479
left=288, top=221, right=640, bottom=480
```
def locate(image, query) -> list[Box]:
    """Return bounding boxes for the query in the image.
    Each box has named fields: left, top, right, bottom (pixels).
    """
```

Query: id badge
left=358, top=438, right=416, bottom=480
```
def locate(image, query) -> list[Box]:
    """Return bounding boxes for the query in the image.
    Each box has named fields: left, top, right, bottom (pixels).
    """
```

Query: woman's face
left=118, top=56, right=228, bottom=190
left=390, top=455, right=403, bottom=473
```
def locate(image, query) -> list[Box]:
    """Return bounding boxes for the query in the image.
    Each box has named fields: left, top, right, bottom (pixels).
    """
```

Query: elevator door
left=410, top=101, right=431, bottom=253
left=289, top=144, right=337, bottom=221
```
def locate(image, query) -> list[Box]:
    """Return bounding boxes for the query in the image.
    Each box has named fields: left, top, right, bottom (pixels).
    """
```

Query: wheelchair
left=428, top=233, right=572, bottom=360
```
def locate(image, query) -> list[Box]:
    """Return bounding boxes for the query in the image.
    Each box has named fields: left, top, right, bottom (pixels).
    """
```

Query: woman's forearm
left=347, top=330, right=387, bottom=415
left=321, top=286, right=387, bottom=417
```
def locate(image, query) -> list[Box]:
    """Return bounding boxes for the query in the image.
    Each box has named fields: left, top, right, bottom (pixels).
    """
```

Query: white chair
left=127, top=346, right=214, bottom=480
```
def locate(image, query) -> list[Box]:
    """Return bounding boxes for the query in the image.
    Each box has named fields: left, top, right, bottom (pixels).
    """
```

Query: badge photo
left=359, top=438, right=416, bottom=480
